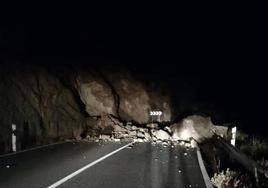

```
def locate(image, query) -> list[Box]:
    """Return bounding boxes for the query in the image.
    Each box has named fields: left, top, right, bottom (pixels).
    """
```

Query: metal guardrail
left=216, top=136, right=268, bottom=186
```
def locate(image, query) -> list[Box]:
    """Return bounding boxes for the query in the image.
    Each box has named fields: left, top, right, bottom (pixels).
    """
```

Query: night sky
left=0, top=20, right=267, bottom=134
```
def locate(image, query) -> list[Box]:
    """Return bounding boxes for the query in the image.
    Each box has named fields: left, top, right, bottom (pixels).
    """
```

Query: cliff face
left=0, top=64, right=85, bottom=153
left=0, top=63, right=174, bottom=154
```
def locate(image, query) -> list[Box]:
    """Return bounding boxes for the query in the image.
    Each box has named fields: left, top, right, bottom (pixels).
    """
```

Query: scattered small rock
left=131, top=126, right=138, bottom=131
left=164, top=126, right=172, bottom=134
left=190, top=139, right=197, bottom=148
left=185, top=143, right=191, bottom=148
left=137, top=131, right=145, bottom=138
left=129, top=131, right=137, bottom=137
left=146, top=123, right=159, bottom=129
left=127, top=144, right=134, bottom=149
left=144, top=132, right=151, bottom=141
left=153, top=130, right=170, bottom=141
left=99, top=134, right=111, bottom=140
left=162, top=142, right=168, bottom=147
left=125, top=124, right=132, bottom=130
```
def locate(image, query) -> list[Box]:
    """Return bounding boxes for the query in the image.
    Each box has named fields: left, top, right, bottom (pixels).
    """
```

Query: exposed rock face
left=170, top=115, right=214, bottom=142
left=103, top=72, right=151, bottom=124
left=0, top=64, right=85, bottom=153
left=102, top=71, right=172, bottom=124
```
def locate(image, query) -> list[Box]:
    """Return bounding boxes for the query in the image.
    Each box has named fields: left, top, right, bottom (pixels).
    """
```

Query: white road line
left=47, top=142, right=135, bottom=188
left=196, top=147, right=213, bottom=188
left=0, top=141, right=69, bottom=158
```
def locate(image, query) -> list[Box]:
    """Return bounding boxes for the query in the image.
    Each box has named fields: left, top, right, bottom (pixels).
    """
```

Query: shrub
left=211, top=169, right=253, bottom=188
left=211, top=168, right=237, bottom=188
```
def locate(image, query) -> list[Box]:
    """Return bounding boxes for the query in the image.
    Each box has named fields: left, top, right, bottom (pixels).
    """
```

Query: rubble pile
left=84, top=115, right=198, bottom=148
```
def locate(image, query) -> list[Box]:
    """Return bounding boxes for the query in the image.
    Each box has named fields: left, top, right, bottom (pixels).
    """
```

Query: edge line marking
left=47, top=142, right=134, bottom=188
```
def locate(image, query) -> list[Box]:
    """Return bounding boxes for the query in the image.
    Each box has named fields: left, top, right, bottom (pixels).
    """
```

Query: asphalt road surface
left=0, top=141, right=208, bottom=188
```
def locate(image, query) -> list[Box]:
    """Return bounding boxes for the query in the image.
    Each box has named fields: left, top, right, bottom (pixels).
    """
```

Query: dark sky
left=0, top=20, right=267, bottom=133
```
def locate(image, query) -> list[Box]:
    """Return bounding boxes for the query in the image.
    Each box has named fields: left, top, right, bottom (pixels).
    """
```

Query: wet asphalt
left=0, top=141, right=206, bottom=188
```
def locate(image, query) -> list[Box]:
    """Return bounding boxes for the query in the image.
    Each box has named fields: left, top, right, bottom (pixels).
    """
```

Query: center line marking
left=47, top=142, right=134, bottom=188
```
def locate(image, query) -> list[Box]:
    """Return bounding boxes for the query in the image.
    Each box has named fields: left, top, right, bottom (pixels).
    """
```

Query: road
left=0, top=141, right=209, bottom=188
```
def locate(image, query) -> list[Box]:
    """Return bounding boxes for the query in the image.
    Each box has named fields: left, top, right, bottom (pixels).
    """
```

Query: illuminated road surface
left=0, top=141, right=208, bottom=188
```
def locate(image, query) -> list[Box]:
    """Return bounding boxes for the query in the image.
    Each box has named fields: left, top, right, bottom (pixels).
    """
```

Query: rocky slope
left=0, top=63, right=175, bottom=154
left=0, top=62, right=224, bottom=154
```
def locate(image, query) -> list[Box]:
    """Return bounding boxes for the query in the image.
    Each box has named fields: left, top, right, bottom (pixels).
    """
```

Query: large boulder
left=170, top=115, right=214, bottom=142
left=102, top=70, right=173, bottom=124
left=75, top=70, right=117, bottom=116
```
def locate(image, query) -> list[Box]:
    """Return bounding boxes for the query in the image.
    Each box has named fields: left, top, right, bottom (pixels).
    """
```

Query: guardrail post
left=12, top=124, right=16, bottom=152
left=231, top=126, right=237, bottom=146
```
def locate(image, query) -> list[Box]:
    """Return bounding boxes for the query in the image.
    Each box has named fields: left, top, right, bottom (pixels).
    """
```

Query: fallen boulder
left=152, top=130, right=171, bottom=141
left=170, top=115, right=214, bottom=142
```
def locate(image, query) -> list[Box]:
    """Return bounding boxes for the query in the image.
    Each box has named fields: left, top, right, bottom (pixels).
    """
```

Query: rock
left=143, top=128, right=149, bottom=133
left=102, top=70, right=173, bottom=124
left=185, top=143, right=191, bottom=148
left=190, top=139, right=198, bottom=148
left=113, top=138, right=120, bottom=142
left=75, top=70, right=117, bottom=116
left=138, top=128, right=145, bottom=133
left=144, top=132, right=151, bottom=141
left=146, top=123, right=159, bottom=129
left=134, top=138, right=144, bottom=143
left=164, top=126, right=172, bottom=134
left=137, top=132, right=145, bottom=138
left=92, top=115, right=125, bottom=135
left=113, top=124, right=127, bottom=133
left=129, top=131, right=137, bottom=137
left=170, top=115, right=214, bottom=142
left=0, top=63, right=178, bottom=154
left=153, top=130, right=170, bottom=141
left=125, top=124, right=132, bottom=130
left=127, top=144, right=134, bottom=149
left=99, top=134, right=111, bottom=140
left=0, top=64, right=85, bottom=154
left=162, top=142, right=168, bottom=147
left=131, top=126, right=138, bottom=131
left=126, top=122, right=132, bottom=126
